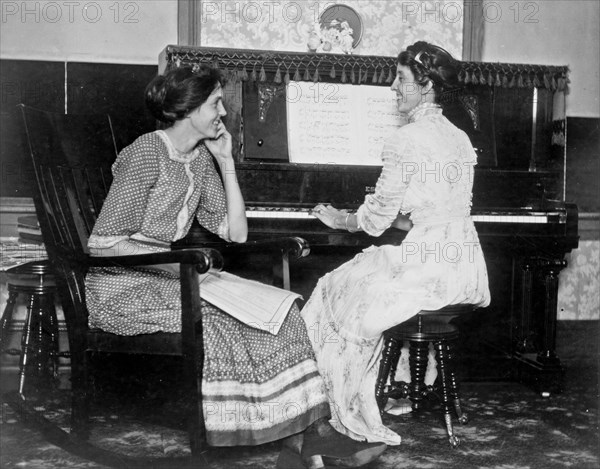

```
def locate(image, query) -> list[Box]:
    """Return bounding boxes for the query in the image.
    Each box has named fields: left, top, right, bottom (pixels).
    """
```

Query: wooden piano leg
left=516, top=261, right=536, bottom=353
left=515, top=257, right=566, bottom=396
left=538, top=259, right=567, bottom=365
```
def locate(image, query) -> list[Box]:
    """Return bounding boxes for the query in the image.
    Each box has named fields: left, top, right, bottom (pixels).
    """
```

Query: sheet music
left=198, top=271, right=301, bottom=335
left=286, top=81, right=406, bottom=166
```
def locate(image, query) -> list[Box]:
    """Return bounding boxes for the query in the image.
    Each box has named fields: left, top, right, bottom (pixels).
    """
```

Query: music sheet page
left=198, top=271, right=301, bottom=335
left=286, top=81, right=406, bottom=165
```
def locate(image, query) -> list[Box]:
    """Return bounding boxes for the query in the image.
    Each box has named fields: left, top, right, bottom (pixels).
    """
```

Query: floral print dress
left=300, top=103, right=491, bottom=445
left=85, top=130, right=329, bottom=446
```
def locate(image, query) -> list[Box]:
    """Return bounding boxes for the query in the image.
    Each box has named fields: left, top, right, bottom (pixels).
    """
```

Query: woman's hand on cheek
left=205, top=123, right=233, bottom=163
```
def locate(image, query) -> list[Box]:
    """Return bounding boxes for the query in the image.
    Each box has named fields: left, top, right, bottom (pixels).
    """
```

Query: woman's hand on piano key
left=311, top=204, right=348, bottom=230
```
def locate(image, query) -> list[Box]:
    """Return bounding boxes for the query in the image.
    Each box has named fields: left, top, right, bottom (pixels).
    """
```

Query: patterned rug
left=1, top=358, right=598, bottom=469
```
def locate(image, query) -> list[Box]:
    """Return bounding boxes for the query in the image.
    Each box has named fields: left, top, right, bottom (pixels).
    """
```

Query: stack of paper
left=0, top=238, right=48, bottom=271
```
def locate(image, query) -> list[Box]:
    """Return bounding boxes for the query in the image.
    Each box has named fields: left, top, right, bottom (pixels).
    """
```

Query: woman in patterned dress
left=302, top=42, right=491, bottom=445
left=85, top=65, right=386, bottom=468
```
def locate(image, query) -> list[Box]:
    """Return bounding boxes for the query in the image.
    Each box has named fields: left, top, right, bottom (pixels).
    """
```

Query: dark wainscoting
left=0, top=59, right=158, bottom=198
left=566, top=117, right=600, bottom=214
left=66, top=62, right=157, bottom=151
left=0, top=60, right=64, bottom=198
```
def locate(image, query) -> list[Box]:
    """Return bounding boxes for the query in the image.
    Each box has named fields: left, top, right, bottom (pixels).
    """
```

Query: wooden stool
left=0, top=261, right=60, bottom=397
left=375, top=305, right=475, bottom=448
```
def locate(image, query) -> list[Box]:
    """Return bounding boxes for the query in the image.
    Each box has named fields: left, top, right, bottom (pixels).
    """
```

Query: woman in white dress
left=301, top=41, right=491, bottom=446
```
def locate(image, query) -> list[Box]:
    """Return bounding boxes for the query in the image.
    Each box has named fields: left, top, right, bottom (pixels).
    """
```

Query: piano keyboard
left=245, top=208, right=556, bottom=224
left=472, top=214, right=548, bottom=224
left=247, top=209, right=314, bottom=220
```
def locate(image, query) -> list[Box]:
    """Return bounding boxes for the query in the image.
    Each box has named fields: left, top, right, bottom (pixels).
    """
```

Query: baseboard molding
left=556, top=320, right=600, bottom=362
left=579, top=212, right=600, bottom=240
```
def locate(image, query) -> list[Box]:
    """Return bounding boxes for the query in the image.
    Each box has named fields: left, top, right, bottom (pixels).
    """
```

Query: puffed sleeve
left=88, top=135, right=160, bottom=248
left=195, top=147, right=230, bottom=241
left=356, top=129, right=415, bottom=237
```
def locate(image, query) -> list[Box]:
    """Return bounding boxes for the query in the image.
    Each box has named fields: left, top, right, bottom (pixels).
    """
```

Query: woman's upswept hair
left=398, top=41, right=460, bottom=102
left=145, top=65, right=224, bottom=124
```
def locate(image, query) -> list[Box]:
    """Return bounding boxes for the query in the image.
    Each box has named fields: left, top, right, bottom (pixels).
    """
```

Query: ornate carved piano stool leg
left=2, top=263, right=61, bottom=398
left=433, top=340, right=460, bottom=448
left=46, top=298, right=60, bottom=380
left=33, top=291, right=60, bottom=381
left=386, top=338, right=406, bottom=395
left=446, top=341, right=468, bottom=424
left=33, top=295, right=46, bottom=378
left=408, top=339, right=430, bottom=411
left=0, top=291, right=18, bottom=347
left=18, top=294, right=36, bottom=397
left=376, top=334, right=401, bottom=412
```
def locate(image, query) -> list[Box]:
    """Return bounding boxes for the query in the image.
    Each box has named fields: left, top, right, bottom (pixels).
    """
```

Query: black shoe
left=322, top=444, right=387, bottom=467
left=301, top=432, right=387, bottom=468
left=276, top=446, right=308, bottom=469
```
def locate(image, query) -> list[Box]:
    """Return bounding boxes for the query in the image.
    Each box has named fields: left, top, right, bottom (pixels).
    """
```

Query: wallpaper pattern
left=558, top=240, right=600, bottom=320
left=199, top=0, right=464, bottom=58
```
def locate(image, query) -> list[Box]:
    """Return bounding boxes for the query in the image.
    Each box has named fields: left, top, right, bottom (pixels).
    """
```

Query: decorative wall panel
left=199, top=0, right=464, bottom=58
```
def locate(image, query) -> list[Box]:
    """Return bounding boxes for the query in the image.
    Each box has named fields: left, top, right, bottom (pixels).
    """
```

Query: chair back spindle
left=19, top=105, right=117, bottom=261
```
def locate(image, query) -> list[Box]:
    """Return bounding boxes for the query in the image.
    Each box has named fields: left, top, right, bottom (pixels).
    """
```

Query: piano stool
left=0, top=261, right=64, bottom=397
left=375, top=305, right=476, bottom=448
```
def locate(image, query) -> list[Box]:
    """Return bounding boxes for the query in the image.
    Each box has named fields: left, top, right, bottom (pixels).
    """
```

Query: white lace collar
left=156, top=130, right=200, bottom=164
left=407, top=102, right=442, bottom=123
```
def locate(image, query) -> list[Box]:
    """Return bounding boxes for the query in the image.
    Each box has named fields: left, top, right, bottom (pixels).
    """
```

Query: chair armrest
left=222, top=237, right=310, bottom=291
left=86, top=248, right=224, bottom=274
left=169, top=237, right=309, bottom=291
left=222, top=237, right=311, bottom=260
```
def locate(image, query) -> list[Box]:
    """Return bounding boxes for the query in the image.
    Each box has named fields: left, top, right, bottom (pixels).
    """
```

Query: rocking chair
left=14, top=104, right=310, bottom=466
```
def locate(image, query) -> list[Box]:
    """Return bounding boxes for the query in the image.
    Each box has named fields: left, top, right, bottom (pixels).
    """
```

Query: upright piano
left=162, top=46, right=578, bottom=395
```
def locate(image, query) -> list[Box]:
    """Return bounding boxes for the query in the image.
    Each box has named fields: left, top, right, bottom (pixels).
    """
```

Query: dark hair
left=145, top=65, right=224, bottom=124
left=398, top=41, right=460, bottom=102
